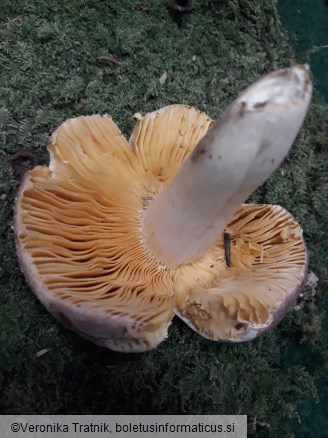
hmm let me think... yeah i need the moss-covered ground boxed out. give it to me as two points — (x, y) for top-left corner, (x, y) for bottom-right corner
(0, 1), (327, 436)
(278, 2), (328, 436)
(278, 0), (328, 102)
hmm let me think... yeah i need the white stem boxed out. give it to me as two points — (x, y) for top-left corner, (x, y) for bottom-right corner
(142, 65), (312, 267)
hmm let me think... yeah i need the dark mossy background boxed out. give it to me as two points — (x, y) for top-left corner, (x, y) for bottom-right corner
(278, 0), (328, 102)
(278, 1), (328, 436)
(0, 1), (327, 437)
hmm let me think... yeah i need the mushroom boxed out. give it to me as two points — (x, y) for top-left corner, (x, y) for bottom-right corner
(14, 65), (312, 352)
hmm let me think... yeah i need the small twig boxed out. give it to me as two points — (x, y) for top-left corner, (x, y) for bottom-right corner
(92, 55), (121, 66)
(223, 230), (231, 267)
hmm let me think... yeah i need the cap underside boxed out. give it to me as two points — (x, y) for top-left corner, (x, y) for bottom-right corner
(14, 105), (307, 351)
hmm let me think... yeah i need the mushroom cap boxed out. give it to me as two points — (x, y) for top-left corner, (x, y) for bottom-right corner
(14, 106), (213, 352)
(15, 104), (307, 351)
(175, 203), (308, 342)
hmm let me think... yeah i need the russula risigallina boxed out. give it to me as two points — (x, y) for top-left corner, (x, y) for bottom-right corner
(15, 65), (312, 351)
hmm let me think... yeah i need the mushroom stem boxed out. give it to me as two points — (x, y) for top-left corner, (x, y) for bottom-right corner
(142, 65), (312, 267)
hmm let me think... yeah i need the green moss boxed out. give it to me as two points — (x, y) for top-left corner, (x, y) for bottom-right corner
(0, 1), (327, 436)
(278, 0), (328, 102)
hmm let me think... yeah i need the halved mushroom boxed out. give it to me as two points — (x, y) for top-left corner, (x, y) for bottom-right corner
(15, 65), (312, 351)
